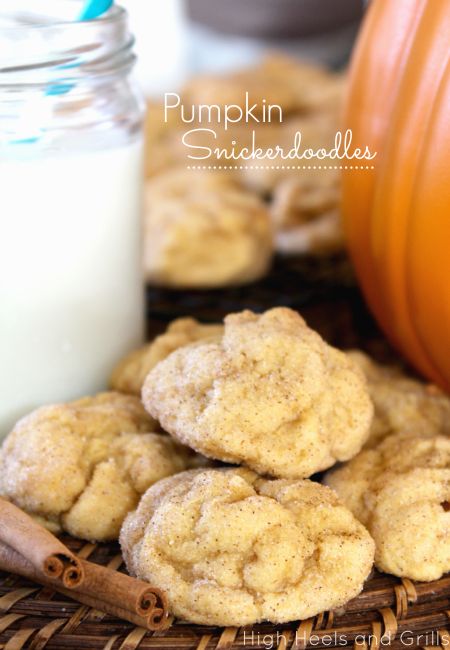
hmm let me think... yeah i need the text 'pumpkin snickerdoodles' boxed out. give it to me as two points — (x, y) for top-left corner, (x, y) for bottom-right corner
(142, 307), (373, 478)
(120, 467), (375, 626)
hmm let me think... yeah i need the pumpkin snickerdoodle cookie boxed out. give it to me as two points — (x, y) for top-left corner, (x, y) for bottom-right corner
(111, 318), (223, 397)
(325, 433), (450, 581)
(143, 169), (273, 289)
(348, 350), (450, 448)
(0, 392), (197, 542)
(120, 467), (375, 626)
(143, 307), (373, 478)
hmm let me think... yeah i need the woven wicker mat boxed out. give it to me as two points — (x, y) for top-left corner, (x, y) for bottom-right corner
(2, 260), (448, 649)
(0, 537), (449, 650)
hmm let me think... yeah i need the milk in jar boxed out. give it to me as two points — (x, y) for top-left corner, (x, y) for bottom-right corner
(0, 6), (145, 437)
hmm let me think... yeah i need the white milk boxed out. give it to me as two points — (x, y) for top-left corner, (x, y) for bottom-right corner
(0, 139), (144, 438)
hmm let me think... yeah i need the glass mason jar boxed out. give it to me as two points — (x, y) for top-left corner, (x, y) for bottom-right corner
(0, 7), (145, 438)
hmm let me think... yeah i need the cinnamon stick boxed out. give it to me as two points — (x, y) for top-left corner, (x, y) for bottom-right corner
(0, 497), (83, 588)
(78, 557), (167, 620)
(0, 542), (168, 631)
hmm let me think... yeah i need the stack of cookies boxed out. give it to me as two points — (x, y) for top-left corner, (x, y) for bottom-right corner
(144, 55), (347, 289)
(327, 351), (450, 583)
(1, 307), (449, 626)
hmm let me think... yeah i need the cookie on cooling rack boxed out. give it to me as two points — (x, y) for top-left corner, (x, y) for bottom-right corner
(120, 467), (375, 626)
(325, 433), (450, 581)
(143, 169), (274, 289)
(348, 350), (450, 448)
(142, 307), (373, 479)
(111, 318), (223, 397)
(0, 392), (198, 542)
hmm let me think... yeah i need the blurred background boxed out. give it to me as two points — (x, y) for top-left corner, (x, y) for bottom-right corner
(121, 0), (365, 96)
(134, 0), (387, 359)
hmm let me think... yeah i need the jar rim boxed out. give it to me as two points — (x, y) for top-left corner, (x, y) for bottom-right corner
(0, 5), (135, 85)
(0, 5), (127, 32)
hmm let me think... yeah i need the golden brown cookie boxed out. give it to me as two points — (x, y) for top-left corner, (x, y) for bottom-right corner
(348, 350), (450, 447)
(325, 433), (450, 581)
(143, 170), (273, 288)
(111, 318), (223, 396)
(143, 308), (373, 478)
(240, 115), (344, 254)
(274, 211), (344, 255)
(271, 175), (340, 229)
(270, 171), (343, 254)
(0, 392), (196, 542)
(120, 467), (375, 626)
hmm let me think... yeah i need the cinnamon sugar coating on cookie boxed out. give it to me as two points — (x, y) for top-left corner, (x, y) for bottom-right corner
(348, 350), (450, 447)
(111, 318), (223, 396)
(326, 433), (450, 581)
(0, 392), (196, 542)
(143, 308), (373, 478)
(120, 467), (374, 626)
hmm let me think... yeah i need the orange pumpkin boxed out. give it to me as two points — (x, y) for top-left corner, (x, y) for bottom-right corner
(342, 0), (450, 392)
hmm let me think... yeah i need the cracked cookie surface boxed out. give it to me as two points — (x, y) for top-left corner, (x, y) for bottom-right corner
(348, 350), (450, 448)
(143, 308), (373, 478)
(325, 433), (450, 581)
(111, 318), (223, 397)
(0, 392), (196, 541)
(120, 467), (375, 626)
